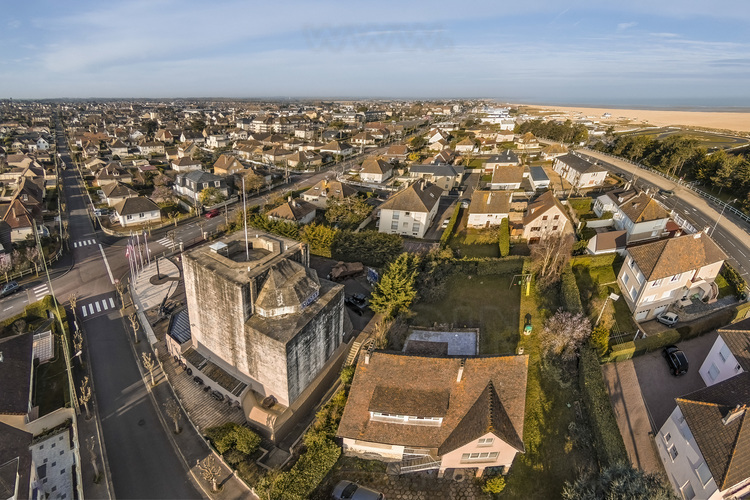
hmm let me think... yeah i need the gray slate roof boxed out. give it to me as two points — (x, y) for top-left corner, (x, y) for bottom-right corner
(556, 153), (607, 174)
(114, 196), (160, 216)
(379, 181), (442, 214)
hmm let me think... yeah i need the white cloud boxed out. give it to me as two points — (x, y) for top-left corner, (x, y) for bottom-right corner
(617, 22), (638, 31)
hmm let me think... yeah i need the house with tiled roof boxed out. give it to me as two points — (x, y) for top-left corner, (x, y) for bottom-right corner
(320, 140), (354, 158)
(698, 317), (750, 387)
(385, 144), (409, 162)
(409, 164), (464, 193)
(0, 422), (33, 500)
(286, 150), (323, 169)
(377, 181), (442, 238)
(266, 198), (317, 225)
(171, 156), (202, 173)
(101, 181), (138, 207)
(515, 132), (539, 150)
(301, 180), (358, 207)
(521, 191), (573, 243)
(109, 139), (129, 157)
(484, 150), (519, 173)
(174, 170), (230, 205)
(617, 231), (727, 322)
(455, 137), (476, 153)
(95, 163), (132, 186)
(488, 165), (524, 190)
(655, 371), (750, 500)
(336, 351), (528, 478)
(212, 154), (244, 176)
(467, 191), (513, 229)
(541, 143), (568, 160)
(0, 196), (44, 242)
(360, 158), (394, 183)
(113, 196), (161, 227)
(552, 153), (607, 190)
(595, 190), (671, 243)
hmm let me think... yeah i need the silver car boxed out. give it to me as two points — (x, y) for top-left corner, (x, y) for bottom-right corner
(656, 312), (679, 327)
(331, 481), (385, 500)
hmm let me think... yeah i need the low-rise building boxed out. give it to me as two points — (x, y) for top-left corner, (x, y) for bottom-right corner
(377, 181), (442, 238)
(101, 181), (138, 207)
(467, 190), (513, 229)
(266, 198), (317, 225)
(212, 154), (244, 176)
(521, 191), (573, 243)
(552, 153), (607, 190)
(113, 197), (161, 227)
(360, 158), (394, 184)
(408, 164), (464, 193)
(171, 157), (202, 173)
(301, 180), (358, 207)
(174, 170), (230, 204)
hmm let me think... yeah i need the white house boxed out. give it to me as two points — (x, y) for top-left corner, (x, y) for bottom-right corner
(487, 165), (524, 190)
(617, 232), (726, 322)
(698, 318), (750, 387)
(552, 153), (608, 190)
(360, 158), (394, 184)
(467, 191), (513, 229)
(171, 157), (202, 172)
(484, 150), (520, 174)
(595, 190), (670, 243)
(113, 197), (161, 227)
(377, 181), (442, 239)
(266, 198), (317, 225)
(655, 372), (750, 500)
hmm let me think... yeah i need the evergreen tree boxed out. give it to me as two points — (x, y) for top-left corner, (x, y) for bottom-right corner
(370, 253), (420, 318)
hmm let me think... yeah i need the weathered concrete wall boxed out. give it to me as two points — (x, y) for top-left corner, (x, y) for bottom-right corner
(285, 286), (345, 404)
(246, 325), (289, 405)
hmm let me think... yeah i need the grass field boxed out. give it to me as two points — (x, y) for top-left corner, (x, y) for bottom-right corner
(412, 273), (521, 355)
(621, 127), (749, 149)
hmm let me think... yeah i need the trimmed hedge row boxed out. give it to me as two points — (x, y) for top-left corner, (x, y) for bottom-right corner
(439, 207), (461, 249)
(560, 266), (583, 313)
(570, 253), (618, 269)
(579, 345), (629, 467)
(498, 218), (510, 257)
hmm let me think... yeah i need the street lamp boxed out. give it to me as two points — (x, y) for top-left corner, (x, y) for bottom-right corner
(711, 199), (738, 237)
(596, 292), (620, 326)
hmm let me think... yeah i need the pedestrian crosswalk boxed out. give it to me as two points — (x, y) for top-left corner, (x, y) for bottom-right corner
(73, 239), (97, 248)
(33, 283), (50, 301)
(79, 294), (118, 319)
(155, 237), (178, 249)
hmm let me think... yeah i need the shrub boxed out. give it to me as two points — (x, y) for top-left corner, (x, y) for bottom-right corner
(722, 263), (748, 299)
(591, 324), (610, 357)
(567, 197), (592, 215)
(560, 267), (583, 313)
(205, 422), (261, 456)
(340, 365), (356, 386)
(498, 218), (510, 257)
(483, 475), (506, 494)
(439, 207), (461, 249)
(331, 230), (403, 268)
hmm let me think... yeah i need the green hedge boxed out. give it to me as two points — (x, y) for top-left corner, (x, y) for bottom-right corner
(498, 218), (510, 257)
(579, 345), (629, 467)
(721, 263), (749, 299)
(560, 266), (583, 313)
(205, 422), (261, 456)
(439, 207), (461, 249)
(607, 329), (680, 362)
(567, 197), (592, 215)
(570, 253), (618, 269)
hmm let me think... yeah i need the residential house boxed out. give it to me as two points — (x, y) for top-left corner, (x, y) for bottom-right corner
(35, 137), (49, 151)
(541, 143), (568, 160)
(377, 181), (442, 238)
(212, 154), (244, 176)
(320, 140), (354, 158)
(178, 141), (200, 158)
(528, 166), (550, 191)
(0, 422), (33, 500)
(594, 191), (670, 243)
(429, 138), (449, 152)
(616, 231), (726, 322)
(408, 164), (464, 193)
(101, 181), (138, 207)
(83, 157), (107, 173)
(267, 198), (317, 225)
(113, 197), (161, 227)
(515, 132), (539, 150)
(351, 132), (377, 147)
(552, 153), (608, 190)
(433, 149), (457, 165)
(521, 191), (573, 243)
(0, 195), (43, 242)
(154, 129), (175, 143)
(171, 157), (202, 173)
(337, 351), (528, 478)
(455, 137), (476, 153)
(137, 140), (165, 155)
(655, 372), (750, 500)
(95, 164), (132, 186)
(174, 170), (230, 204)
(487, 165), (524, 190)
(301, 180), (358, 207)
(467, 191), (513, 229)
(180, 131), (205, 145)
(360, 158), (394, 183)
(698, 318), (750, 387)
(263, 147), (293, 165)
(586, 230), (628, 256)
(484, 150), (520, 174)
(286, 150), (323, 169)
(427, 128), (449, 144)
(109, 139), (129, 157)
(206, 133), (230, 149)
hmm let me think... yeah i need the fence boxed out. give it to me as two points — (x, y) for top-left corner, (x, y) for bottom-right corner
(1, 245), (64, 284)
(580, 148), (750, 226)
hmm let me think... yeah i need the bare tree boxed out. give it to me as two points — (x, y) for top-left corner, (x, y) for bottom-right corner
(167, 230), (177, 250)
(115, 281), (126, 310)
(164, 398), (182, 434)
(197, 456), (221, 493)
(197, 219), (208, 239)
(540, 309), (592, 362)
(86, 437), (100, 481)
(79, 376), (92, 419)
(142, 352), (156, 386)
(73, 331), (84, 365)
(129, 313), (140, 344)
(530, 232), (574, 287)
(69, 293), (78, 318)
(25, 246), (41, 276)
(167, 211), (179, 227)
(0, 257), (12, 282)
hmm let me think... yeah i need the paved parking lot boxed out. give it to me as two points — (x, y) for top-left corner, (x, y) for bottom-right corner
(632, 331), (717, 429)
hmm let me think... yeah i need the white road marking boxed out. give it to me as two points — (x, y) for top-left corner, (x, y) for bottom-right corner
(82, 307), (88, 317)
(109, 298), (115, 308)
(95, 301), (101, 312)
(3, 306), (13, 311)
(98, 244), (115, 285)
(88, 304), (94, 315)
(34, 284), (48, 292)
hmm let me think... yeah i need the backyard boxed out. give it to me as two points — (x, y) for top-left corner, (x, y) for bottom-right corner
(448, 210), (501, 259)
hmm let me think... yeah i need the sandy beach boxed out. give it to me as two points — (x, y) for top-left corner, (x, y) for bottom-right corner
(521, 104), (750, 134)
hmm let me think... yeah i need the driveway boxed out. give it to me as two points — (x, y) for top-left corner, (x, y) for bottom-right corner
(632, 331), (717, 430)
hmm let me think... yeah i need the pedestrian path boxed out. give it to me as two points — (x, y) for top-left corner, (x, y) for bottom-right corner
(73, 238), (97, 248)
(155, 236), (178, 249)
(79, 293), (118, 319)
(32, 283), (50, 301)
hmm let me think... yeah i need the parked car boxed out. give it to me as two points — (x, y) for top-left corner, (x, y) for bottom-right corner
(656, 312), (679, 327)
(345, 293), (368, 311)
(441, 218), (451, 229)
(658, 188), (675, 197)
(331, 481), (385, 500)
(662, 345), (689, 376)
(0, 281), (22, 298)
(94, 208), (109, 217)
(204, 209), (221, 218)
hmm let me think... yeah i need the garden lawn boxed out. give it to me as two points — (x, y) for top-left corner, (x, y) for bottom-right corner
(411, 273), (520, 355)
(450, 228), (500, 259)
(503, 263), (598, 498)
(34, 339), (70, 415)
(572, 257), (639, 334)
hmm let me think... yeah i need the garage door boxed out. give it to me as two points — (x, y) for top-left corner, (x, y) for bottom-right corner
(635, 309), (650, 321)
(653, 305), (668, 316)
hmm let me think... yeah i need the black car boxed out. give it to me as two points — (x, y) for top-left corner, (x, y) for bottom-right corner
(344, 293), (369, 314)
(662, 345), (689, 376)
(0, 281), (21, 298)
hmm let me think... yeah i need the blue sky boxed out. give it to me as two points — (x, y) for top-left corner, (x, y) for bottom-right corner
(2, 0), (749, 105)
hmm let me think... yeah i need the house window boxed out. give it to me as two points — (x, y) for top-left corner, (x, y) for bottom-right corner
(477, 437), (494, 447)
(680, 481), (695, 500)
(671, 273), (681, 282)
(531, 227), (541, 232)
(553, 215), (560, 220)
(628, 257), (635, 269)
(668, 445), (678, 461)
(461, 452), (499, 463)
(651, 279), (662, 288)
(707, 363), (719, 381)
(552, 226), (558, 231)
(719, 344), (731, 363)
(623, 274), (629, 285)
(127, 215), (133, 220)
(214, 181), (220, 187)
(139, 213), (145, 218)
(542, 216), (548, 220)
(663, 432), (671, 442)
(393, 213), (399, 220)
(412, 223), (420, 233)
(405, 212), (411, 216)
(391, 221), (398, 230)
(696, 462), (712, 486)
(630, 287), (637, 301)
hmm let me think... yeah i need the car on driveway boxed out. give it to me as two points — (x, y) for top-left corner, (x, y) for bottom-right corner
(344, 293), (368, 315)
(662, 345), (689, 376)
(204, 209), (221, 218)
(441, 218), (451, 229)
(656, 312), (679, 327)
(0, 281), (21, 298)
(331, 481), (385, 500)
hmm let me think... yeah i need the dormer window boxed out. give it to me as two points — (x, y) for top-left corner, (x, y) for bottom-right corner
(369, 412), (443, 426)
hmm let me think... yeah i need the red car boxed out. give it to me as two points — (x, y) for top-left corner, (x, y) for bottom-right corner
(204, 209), (220, 218)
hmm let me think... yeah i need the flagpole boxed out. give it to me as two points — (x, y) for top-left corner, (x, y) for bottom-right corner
(136, 233), (143, 272)
(242, 176), (249, 261)
(143, 230), (151, 266)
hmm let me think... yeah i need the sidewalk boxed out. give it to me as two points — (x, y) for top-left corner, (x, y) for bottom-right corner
(128, 259), (257, 500)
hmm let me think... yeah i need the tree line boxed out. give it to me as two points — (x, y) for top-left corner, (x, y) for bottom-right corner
(515, 119), (589, 144)
(593, 134), (750, 210)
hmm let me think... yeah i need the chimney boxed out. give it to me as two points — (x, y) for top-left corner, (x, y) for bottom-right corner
(457, 358), (466, 382)
(723, 405), (746, 426)
(287, 196), (292, 203)
(695, 231), (703, 239)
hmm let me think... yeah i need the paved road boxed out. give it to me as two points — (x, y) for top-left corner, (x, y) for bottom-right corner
(52, 117), (202, 499)
(578, 150), (750, 280)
